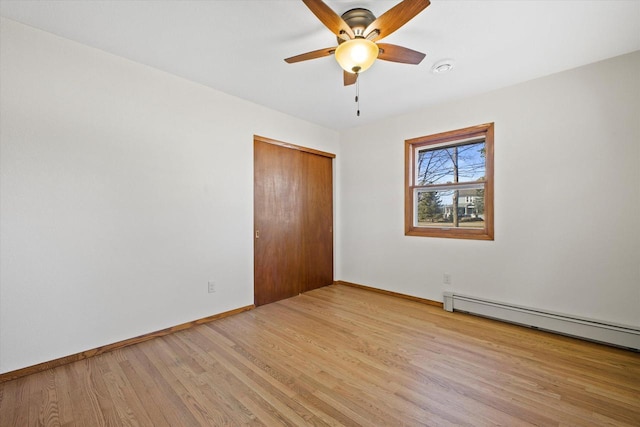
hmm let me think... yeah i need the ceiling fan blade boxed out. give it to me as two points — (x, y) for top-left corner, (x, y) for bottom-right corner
(285, 47), (336, 64)
(343, 71), (358, 86)
(377, 43), (426, 64)
(302, 0), (355, 39)
(364, 0), (430, 42)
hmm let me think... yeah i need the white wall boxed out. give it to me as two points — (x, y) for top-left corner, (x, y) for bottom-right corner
(337, 51), (640, 327)
(0, 18), (339, 373)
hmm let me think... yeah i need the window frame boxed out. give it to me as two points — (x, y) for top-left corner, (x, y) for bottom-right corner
(404, 123), (494, 240)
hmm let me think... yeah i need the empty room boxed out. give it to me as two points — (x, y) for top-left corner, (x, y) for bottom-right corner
(1, 0), (639, 425)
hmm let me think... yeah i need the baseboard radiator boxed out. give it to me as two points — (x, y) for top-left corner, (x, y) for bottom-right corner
(443, 292), (640, 351)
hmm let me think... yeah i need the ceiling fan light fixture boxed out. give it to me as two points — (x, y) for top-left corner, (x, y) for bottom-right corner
(334, 38), (379, 74)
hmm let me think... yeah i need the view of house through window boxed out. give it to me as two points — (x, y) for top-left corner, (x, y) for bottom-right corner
(405, 123), (494, 240)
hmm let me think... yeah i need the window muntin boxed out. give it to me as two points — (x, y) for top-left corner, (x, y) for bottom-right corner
(405, 123), (494, 240)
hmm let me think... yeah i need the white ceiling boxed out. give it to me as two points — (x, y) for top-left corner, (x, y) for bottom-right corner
(1, 1), (639, 130)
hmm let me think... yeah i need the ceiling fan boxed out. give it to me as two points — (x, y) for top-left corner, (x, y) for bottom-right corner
(285, 0), (431, 86)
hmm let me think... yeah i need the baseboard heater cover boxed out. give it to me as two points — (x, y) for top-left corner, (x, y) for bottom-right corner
(443, 292), (640, 350)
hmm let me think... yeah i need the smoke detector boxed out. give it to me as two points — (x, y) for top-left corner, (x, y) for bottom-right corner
(432, 59), (455, 74)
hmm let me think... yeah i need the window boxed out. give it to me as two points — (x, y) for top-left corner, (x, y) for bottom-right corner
(405, 123), (494, 240)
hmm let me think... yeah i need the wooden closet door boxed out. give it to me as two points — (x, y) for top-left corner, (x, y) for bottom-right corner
(254, 140), (303, 306)
(254, 136), (334, 306)
(300, 153), (333, 293)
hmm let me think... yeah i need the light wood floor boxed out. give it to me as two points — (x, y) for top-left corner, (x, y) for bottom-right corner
(1, 284), (639, 426)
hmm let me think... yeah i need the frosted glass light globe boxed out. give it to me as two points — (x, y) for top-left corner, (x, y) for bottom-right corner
(334, 38), (379, 74)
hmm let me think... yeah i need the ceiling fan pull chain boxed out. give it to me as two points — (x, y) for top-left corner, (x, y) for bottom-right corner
(356, 75), (360, 117)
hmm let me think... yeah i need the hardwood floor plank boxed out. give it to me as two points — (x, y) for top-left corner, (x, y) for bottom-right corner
(100, 352), (155, 426)
(63, 361), (104, 426)
(1, 284), (639, 426)
(0, 374), (29, 426)
(127, 344), (202, 426)
(116, 358), (172, 427)
(52, 363), (81, 427)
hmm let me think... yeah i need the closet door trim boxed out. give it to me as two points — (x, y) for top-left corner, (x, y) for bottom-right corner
(254, 135), (336, 159)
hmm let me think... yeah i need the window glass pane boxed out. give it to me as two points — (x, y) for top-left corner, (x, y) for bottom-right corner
(415, 188), (485, 228)
(416, 141), (486, 185)
(405, 122), (493, 240)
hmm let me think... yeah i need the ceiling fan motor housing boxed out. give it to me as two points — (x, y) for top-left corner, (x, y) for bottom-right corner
(337, 8), (376, 43)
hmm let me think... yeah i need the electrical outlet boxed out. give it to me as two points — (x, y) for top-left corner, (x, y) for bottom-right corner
(443, 273), (451, 285)
(208, 281), (216, 293)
